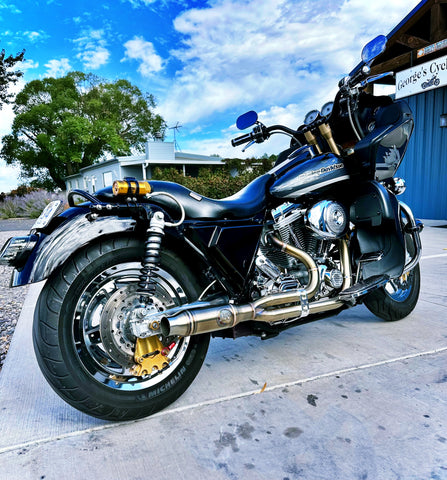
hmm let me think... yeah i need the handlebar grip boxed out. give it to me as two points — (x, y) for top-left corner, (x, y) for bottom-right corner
(231, 132), (254, 147)
(348, 65), (371, 88)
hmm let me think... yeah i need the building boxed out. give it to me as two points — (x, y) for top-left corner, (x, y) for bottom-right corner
(65, 140), (224, 193)
(368, 0), (447, 219)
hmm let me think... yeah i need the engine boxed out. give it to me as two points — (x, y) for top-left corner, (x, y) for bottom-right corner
(256, 200), (348, 300)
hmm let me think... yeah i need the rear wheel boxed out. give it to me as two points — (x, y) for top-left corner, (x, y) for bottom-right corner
(33, 237), (210, 421)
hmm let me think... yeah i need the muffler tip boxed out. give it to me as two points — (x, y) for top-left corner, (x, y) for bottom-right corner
(160, 317), (170, 337)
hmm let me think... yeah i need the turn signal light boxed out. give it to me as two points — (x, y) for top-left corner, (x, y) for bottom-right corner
(113, 179), (151, 196)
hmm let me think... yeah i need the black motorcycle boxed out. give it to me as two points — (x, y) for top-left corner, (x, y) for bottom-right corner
(0, 35), (423, 421)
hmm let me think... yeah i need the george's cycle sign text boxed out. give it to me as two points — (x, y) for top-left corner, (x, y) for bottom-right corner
(395, 54), (447, 99)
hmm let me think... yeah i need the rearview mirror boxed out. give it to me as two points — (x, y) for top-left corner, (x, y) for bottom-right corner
(361, 35), (387, 64)
(236, 110), (258, 130)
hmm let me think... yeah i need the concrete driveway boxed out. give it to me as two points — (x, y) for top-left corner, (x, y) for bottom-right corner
(0, 224), (446, 480)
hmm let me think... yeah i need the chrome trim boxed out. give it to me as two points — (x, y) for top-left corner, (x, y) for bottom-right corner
(399, 201), (423, 275)
(156, 239), (352, 338)
(305, 200), (348, 239)
(288, 175), (351, 196)
(0, 235), (38, 266)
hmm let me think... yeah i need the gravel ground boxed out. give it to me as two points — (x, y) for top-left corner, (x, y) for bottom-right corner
(0, 224), (33, 372)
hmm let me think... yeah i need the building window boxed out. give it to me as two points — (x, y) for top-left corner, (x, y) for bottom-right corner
(103, 171), (113, 187)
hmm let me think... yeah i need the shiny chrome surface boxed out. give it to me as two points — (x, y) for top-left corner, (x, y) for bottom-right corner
(74, 260), (191, 390)
(28, 214), (137, 284)
(0, 235), (38, 265)
(305, 200), (348, 239)
(159, 240), (352, 338)
(399, 201), (423, 275)
(393, 177), (407, 195)
(268, 234), (320, 299)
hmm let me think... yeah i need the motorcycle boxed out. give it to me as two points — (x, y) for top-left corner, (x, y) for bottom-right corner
(0, 35), (423, 421)
(421, 74), (440, 89)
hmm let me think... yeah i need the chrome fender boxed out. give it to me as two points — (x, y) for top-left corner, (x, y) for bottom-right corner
(12, 214), (137, 286)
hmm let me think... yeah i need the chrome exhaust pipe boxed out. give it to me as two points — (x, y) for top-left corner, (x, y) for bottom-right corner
(160, 239), (351, 337)
(160, 292), (344, 337)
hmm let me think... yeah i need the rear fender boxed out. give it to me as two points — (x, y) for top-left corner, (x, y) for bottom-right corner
(12, 213), (138, 286)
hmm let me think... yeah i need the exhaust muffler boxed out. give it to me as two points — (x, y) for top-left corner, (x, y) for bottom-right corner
(160, 290), (344, 337)
(160, 239), (351, 338)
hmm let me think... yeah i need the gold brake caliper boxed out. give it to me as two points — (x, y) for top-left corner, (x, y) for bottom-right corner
(131, 336), (170, 377)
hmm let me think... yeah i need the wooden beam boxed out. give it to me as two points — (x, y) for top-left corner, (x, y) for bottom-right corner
(370, 51), (412, 76)
(397, 34), (430, 49)
(430, 3), (447, 41)
(386, 1), (433, 48)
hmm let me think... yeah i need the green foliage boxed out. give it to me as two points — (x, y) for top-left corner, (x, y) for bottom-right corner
(0, 48), (24, 108)
(0, 190), (66, 219)
(0, 198), (22, 218)
(151, 155), (276, 199)
(1, 71), (165, 189)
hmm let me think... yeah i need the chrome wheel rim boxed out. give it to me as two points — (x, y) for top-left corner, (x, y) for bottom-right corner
(384, 270), (413, 302)
(72, 261), (190, 391)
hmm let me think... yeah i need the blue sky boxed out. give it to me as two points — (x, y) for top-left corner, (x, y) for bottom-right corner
(0, 0), (420, 192)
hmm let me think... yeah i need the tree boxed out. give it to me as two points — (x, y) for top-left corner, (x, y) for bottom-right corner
(151, 155), (276, 199)
(0, 48), (25, 108)
(1, 72), (165, 189)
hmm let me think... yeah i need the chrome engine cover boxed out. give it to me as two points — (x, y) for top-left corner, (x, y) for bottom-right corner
(305, 200), (348, 239)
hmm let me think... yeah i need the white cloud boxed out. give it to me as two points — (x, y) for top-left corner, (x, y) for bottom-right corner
(23, 30), (49, 43)
(0, 161), (21, 193)
(159, 0), (420, 127)
(0, 79), (25, 193)
(0, 3), (21, 14)
(125, 0), (157, 6)
(122, 36), (164, 75)
(45, 58), (72, 78)
(20, 59), (39, 72)
(78, 46), (110, 70)
(182, 103), (315, 159)
(74, 29), (110, 70)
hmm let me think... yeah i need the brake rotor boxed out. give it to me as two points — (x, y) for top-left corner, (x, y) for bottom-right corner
(100, 284), (172, 376)
(100, 285), (142, 368)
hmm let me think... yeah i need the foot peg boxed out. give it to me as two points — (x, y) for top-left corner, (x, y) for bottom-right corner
(339, 274), (389, 302)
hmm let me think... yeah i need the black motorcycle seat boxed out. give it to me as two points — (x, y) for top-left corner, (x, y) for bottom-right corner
(148, 174), (272, 220)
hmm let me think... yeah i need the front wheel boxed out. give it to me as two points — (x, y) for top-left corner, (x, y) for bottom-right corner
(364, 263), (420, 321)
(33, 237), (210, 421)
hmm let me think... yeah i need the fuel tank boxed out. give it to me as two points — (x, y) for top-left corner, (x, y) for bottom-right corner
(269, 150), (350, 199)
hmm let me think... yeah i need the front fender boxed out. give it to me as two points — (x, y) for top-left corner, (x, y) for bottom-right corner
(12, 213), (138, 286)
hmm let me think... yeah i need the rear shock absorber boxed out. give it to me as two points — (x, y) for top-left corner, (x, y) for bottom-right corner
(138, 210), (165, 295)
(138, 192), (186, 297)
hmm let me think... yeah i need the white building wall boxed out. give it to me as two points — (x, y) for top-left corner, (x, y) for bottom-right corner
(65, 141), (223, 193)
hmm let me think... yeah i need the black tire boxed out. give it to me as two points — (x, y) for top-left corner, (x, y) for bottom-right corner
(33, 236), (210, 421)
(364, 214), (421, 322)
(364, 263), (420, 321)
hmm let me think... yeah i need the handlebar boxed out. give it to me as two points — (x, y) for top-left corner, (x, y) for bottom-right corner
(341, 65), (371, 90)
(231, 131), (256, 147)
(231, 123), (306, 148)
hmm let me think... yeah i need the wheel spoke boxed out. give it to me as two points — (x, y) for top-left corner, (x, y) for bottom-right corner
(73, 261), (191, 391)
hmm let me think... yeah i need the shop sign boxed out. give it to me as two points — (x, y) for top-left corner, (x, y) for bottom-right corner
(417, 39), (447, 58)
(395, 54), (447, 99)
